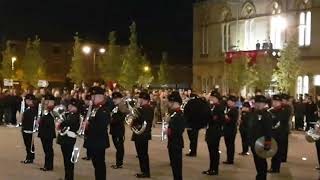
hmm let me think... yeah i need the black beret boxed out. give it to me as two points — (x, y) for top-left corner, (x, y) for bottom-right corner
(112, 92), (123, 99)
(210, 91), (221, 99)
(272, 94), (282, 101)
(69, 98), (80, 109)
(243, 102), (251, 108)
(281, 93), (290, 100)
(90, 86), (105, 95)
(255, 95), (267, 103)
(25, 94), (36, 100)
(139, 91), (150, 100)
(228, 95), (237, 102)
(44, 94), (55, 101)
(168, 91), (182, 104)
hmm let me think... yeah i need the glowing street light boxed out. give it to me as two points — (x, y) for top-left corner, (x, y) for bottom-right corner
(82, 46), (92, 54)
(144, 65), (150, 72)
(99, 48), (106, 54)
(11, 56), (17, 71)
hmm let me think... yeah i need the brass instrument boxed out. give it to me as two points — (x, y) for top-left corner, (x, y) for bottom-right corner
(16, 97), (25, 127)
(52, 105), (69, 136)
(118, 97), (147, 135)
(30, 101), (43, 154)
(305, 121), (320, 143)
(71, 100), (93, 163)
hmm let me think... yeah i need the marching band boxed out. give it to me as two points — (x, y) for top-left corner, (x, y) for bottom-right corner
(5, 85), (319, 180)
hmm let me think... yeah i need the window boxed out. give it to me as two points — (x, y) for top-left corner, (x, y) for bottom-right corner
(297, 75), (309, 95)
(201, 26), (209, 55)
(270, 15), (286, 49)
(244, 19), (255, 50)
(314, 75), (320, 86)
(299, 11), (311, 47)
(222, 23), (229, 52)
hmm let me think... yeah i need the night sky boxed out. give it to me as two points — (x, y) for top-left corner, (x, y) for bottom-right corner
(0, 0), (195, 65)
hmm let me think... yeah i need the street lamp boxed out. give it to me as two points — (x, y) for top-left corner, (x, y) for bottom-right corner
(143, 65), (150, 72)
(11, 56), (17, 71)
(82, 45), (106, 74)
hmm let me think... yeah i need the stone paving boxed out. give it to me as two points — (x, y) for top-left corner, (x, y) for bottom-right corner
(0, 126), (319, 180)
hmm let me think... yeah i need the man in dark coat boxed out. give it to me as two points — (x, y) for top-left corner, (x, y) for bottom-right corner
(293, 97), (305, 131)
(167, 91), (186, 180)
(86, 86), (111, 180)
(239, 102), (251, 156)
(38, 94), (56, 171)
(132, 91), (154, 178)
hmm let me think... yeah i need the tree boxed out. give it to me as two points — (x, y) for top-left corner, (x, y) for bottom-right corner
(157, 52), (170, 84)
(0, 41), (16, 79)
(98, 31), (121, 82)
(119, 22), (142, 89)
(21, 36), (46, 88)
(273, 38), (301, 94)
(67, 33), (88, 85)
(137, 55), (154, 88)
(225, 57), (252, 94)
(249, 56), (276, 92)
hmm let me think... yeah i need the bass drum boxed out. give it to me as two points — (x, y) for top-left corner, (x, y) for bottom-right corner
(183, 97), (211, 130)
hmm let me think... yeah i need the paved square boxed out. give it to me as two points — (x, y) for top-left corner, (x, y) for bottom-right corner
(0, 126), (319, 180)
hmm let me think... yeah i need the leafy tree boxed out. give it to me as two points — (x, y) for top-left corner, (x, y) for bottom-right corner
(98, 31), (121, 82)
(157, 52), (170, 84)
(0, 41), (16, 79)
(21, 36), (46, 88)
(137, 55), (154, 88)
(273, 38), (301, 94)
(67, 33), (88, 85)
(225, 57), (252, 95)
(249, 56), (276, 92)
(119, 22), (141, 89)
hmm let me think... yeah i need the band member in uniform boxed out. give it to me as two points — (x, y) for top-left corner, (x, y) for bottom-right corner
(20, 94), (37, 164)
(86, 86), (110, 180)
(166, 91), (185, 180)
(280, 94), (291, 163)
(248, 95), (272, 180)
(186, 94), (199, 157)
(82, 94), (92, 161)
(202, 91), (224, 176)
(56, 98), (81, 180)
(268, 94), (283, 173)
(110, 92), (126, 169)
(223, 95), (239, 164)
(38, 94), (56, 171)
(239, 102), (251, 156)
(132, 91), (154, 178)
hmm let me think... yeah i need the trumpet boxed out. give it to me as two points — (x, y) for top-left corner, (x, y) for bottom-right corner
(71, 100), (93, 163)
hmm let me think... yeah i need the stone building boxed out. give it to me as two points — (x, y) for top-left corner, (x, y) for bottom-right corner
(193, 0), (320, 96)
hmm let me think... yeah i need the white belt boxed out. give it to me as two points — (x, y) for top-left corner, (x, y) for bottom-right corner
(66, 131), (77, 138)
(23, 130), (33, 134)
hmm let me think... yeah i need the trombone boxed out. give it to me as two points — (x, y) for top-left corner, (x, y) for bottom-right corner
(71, 100), (93, 163)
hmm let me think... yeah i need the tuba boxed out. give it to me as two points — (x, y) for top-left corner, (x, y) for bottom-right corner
(117, 97), (147, 135)
(305, 121), (320, 143)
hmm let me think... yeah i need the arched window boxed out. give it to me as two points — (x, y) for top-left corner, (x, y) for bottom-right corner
(297, 76), (303, 95)
(298, 0), (312, 47)
(303, 75), (309, 94)
(241, 1), (256, 18)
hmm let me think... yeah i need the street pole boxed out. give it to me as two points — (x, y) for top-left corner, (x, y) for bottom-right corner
(93, 51), (96, 77)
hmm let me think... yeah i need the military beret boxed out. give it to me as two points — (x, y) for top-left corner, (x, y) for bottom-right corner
(44, 94), (55, 101)
(25, 94), (36, 100)
(112, 92), (123, 99)
(210, 91), (221, 99)
(272, 94), (282, 101)
(281, 93), (290, 100)
(168, 91), (182, 104)
(255, 95), (267, 103)
(90, 86), (105, 95)
(228, 95), (238, 102)
(242, 102), (251, 108)
(139, 91), (150, 100)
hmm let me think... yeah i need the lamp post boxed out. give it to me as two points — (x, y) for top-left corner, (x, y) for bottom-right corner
(11, 56), (17, 71)
(82, 45), (106, 75)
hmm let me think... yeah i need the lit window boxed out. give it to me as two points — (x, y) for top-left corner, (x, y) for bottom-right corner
(270, 15), (287, 49)
(244, 19), (255, 50)
(297, 76), (303, 95)
(314, 75), (320, 86)
(299, 11), (311, 47)
(303, 76), (309, 94)
(222, 23), (229, 52)
(201, 26), (209, 55)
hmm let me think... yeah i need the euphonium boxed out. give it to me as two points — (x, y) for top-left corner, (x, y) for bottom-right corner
(118, 97), (147, 135)
(305, 121), (320, 143)
(52, 105), (69, 136)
